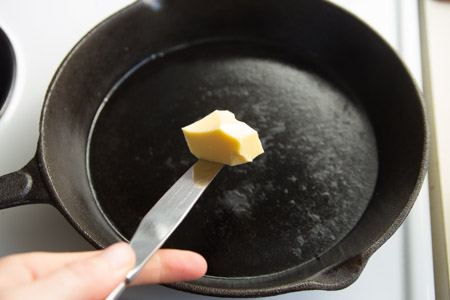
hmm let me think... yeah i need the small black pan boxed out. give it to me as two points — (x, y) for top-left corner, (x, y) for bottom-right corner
(0, 27), (15, 116)
(0, 0), (428, 297)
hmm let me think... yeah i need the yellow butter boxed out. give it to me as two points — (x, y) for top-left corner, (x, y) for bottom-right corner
(182, 110), (264, 166)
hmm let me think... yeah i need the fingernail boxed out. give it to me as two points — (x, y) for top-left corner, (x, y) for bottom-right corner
(102, 243), (133, 269)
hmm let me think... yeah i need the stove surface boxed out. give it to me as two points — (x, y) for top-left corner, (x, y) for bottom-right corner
(0, 1), (435, 299)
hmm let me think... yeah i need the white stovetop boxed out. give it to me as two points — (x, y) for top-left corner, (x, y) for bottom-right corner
(422, 0), (450, 299)
(0, 1), (435, 299)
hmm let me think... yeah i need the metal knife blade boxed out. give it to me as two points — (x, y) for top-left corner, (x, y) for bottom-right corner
(106, 159), (223, 300)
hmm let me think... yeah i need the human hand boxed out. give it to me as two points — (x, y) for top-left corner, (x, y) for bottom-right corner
(0, 242), (207, 300)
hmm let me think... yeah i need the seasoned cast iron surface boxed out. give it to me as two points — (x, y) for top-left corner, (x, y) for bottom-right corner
(88, 40), (378, 277)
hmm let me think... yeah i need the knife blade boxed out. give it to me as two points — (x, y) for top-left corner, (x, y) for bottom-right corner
(106, 159), (223, 300)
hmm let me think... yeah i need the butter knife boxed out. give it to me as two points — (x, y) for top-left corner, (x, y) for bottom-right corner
(106, 159), (223, 300)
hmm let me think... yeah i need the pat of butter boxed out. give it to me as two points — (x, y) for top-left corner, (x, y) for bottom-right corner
(182, 110), (264, 166)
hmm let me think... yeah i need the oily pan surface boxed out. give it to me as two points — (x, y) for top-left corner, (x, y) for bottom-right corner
(88, 40), (378, 277)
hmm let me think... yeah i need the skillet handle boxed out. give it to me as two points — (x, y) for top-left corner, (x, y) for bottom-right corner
(0, 157), (51, 209)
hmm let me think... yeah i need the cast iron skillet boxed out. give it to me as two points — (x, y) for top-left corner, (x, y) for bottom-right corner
(0, 0), (429, 297)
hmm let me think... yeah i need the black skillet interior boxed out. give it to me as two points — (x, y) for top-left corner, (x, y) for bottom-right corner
(88, 40), (378, 278)
(40, 0), (427, 296)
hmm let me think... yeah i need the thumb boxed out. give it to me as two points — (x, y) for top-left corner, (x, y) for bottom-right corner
(3, 243), (135, 300)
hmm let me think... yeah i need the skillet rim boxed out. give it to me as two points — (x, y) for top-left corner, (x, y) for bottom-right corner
(36, 0), (430, 296)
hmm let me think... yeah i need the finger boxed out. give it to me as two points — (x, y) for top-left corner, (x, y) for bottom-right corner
(132, 249), (207, 285)
(0, 251), (98, 290)
(0, 242), (135, 300)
